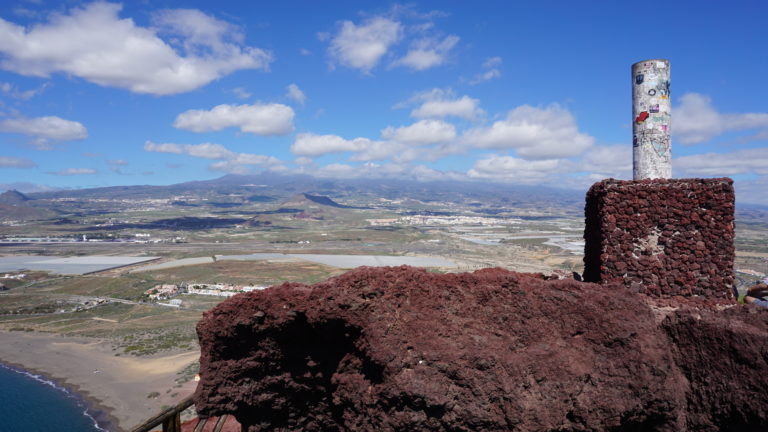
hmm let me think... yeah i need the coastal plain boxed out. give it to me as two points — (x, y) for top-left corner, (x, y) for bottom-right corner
(1, 175), (766, 430)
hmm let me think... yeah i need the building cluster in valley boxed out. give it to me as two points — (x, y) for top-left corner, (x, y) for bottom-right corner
(367, 215), (521, 227)
(0, 233), (186, 244)
(145, 282), (268, 302)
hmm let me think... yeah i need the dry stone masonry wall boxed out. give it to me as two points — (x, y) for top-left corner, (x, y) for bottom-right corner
(583, 178), (735, 300)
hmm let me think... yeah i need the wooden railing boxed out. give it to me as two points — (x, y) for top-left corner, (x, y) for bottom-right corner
(129, 394), (235, 432)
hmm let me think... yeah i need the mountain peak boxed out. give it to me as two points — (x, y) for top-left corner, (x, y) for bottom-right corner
(0, 189), (31, 205)
(284, 193), (349, 208)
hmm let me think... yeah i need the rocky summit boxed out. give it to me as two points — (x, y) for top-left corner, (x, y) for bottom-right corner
(194, 266), (768, 431)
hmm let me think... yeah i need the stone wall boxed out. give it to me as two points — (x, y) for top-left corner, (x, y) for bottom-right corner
(583, 178), (735, 300)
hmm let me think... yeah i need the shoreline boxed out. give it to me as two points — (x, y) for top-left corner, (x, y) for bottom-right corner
(0, 331), (200, 431)
(0, 359), (117, 431)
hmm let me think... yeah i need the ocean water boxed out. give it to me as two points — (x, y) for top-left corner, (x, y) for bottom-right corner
(0, 363), (106, 432)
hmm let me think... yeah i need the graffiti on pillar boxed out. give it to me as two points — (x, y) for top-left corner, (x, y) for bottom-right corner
(637, 129), (670, 159)
(632, 59), (671, 180)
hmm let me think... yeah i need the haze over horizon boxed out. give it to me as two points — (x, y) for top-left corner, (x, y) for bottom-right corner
(1, 1), (766, 203)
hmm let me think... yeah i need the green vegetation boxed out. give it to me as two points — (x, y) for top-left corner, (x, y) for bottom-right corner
(135, 260), (342, 287)
(175, 361), (199, 386)
(121, 329), (196, 356)
(31, 275), (154, 300)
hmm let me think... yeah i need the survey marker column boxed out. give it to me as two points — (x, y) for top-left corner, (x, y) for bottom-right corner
(632, 59), (671, 180)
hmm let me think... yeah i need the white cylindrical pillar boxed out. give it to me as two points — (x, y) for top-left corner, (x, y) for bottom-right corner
(632, 59), (671, 180)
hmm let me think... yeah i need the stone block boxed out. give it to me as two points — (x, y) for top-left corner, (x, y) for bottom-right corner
(583, 178), (735, 300)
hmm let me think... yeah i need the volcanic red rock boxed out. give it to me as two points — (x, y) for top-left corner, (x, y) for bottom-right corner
(583, 178), (735, 300)
(662, 307), (768, 431)
(193, 266), (768, 431)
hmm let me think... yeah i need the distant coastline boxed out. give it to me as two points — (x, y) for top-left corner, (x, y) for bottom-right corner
(0, 331), (198, 431)
(0, 359), (115, 431)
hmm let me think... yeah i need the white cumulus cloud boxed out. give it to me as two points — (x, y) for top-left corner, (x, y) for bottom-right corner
(328, 17), (402, 72)
(231, 87), (252, 99)
(143, 141), (183, 154)
(0, 81), (47, 100)
(461, 104), (594, 159)
(470, 69), (501, 85)
(0, 2), (271, 95)
(404, 88), (483, 120)
(576, 145), (632, 179)
(291, 133), (375, 157)
(393, 35), (458, 71)
(675, 147), (768, 176)
(734, 175), (768, 205)
(0, 115), (87, 149)
(174, 103), (294, 135)
(209, 152), (282, 174)
(290, 131), (425, 162)
(675, 93), (768, 144)
(144, 140), (280, 174)
(314, 162), (360, 178)
(381, 119), (456, 145)
(286, 84), (306, 106)
(312, 161), (453, 181)
(467, 155), (564, 183)
(184, 143), (234, 159)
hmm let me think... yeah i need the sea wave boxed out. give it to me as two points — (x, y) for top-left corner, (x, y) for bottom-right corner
(0, 362), (109, 431)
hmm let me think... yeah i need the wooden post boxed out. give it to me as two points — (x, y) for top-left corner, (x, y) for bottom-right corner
(129, 394), (194, 432)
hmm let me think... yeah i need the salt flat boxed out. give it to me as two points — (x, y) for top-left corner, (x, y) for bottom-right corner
(0, 255), (159, 275)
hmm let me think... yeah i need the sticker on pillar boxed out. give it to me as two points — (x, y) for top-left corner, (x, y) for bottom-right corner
(649, 104), (660, 113)
(636, 111), (650, 124)
(648, 89), (656, 96)
(661, 125), (668, 132)
(633, 135), (639, 147)
(657, 61), (667, 68)
(635, 74), (644, 85)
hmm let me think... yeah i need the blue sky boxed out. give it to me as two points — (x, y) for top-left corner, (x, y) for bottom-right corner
(0, 1), (767, 203)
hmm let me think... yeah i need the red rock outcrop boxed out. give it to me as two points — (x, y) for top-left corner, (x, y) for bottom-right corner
(583, 178), (735, 300)
(194, 266), (768, 431)
(661, 307), (768, 431)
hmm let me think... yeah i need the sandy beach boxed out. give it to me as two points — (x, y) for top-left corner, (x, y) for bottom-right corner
(0, 331), (199, 431)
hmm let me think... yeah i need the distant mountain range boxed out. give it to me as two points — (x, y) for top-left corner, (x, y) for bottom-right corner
(22, 173), (583, 210)
(0, 182), (60, 194)
(2, 174), (764, 222)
